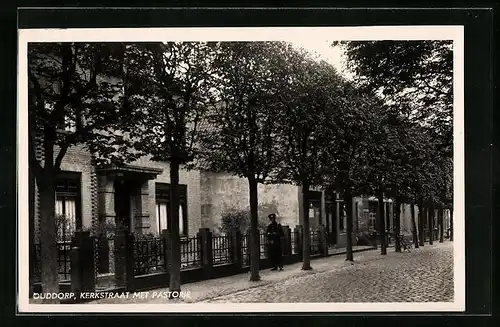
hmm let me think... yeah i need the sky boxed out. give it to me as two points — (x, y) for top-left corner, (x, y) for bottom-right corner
(288, 39), (353, 80)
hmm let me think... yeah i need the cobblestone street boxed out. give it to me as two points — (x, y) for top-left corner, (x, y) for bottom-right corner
(204, 241), (454, 303)
(91, 241), (453, 304)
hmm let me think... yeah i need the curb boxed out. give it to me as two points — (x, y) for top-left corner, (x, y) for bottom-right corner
(328, 246), (377, 257)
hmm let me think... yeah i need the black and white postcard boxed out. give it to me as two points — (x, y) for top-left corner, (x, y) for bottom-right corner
(17, 26), (465, 313)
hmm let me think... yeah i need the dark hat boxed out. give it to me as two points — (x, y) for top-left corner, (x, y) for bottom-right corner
(268, 213), (276, 219)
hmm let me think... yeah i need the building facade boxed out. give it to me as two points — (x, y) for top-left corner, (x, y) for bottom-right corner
(32, 144), (451, 247)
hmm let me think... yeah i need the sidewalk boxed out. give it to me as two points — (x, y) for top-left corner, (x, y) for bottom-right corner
(328, 245), (374, 255)
(91, 246), (384, 304)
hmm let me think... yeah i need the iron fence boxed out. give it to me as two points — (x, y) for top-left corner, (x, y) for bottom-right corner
(134, 236), (166, 276)
(212, 235), (232, 266)
(310, 230), (321, 254)
(34, 241), (72, 282)
(180, 236), (202, 269)
(241, 232), (268, 265)
(241, 233), (250, 266)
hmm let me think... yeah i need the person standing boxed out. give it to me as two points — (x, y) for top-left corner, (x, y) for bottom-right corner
(266, 213), (284, 271)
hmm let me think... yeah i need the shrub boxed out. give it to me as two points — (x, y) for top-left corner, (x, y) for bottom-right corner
(93, 221), (128, 240)
(219, 208), (268, 235)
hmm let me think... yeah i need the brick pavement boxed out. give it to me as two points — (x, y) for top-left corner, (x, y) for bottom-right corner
(90, 241), (453, 304)
(205, 241), (454, 303)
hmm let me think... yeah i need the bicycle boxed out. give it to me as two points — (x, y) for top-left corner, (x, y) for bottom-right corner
(388, 231), (413, 253)
(399, 234), (413, 252)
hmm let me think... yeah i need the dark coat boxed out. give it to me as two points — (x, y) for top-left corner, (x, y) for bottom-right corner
(266, 221), (284, 245)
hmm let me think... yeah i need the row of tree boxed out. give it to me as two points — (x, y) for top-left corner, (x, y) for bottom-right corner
(28, 40), (453, 299)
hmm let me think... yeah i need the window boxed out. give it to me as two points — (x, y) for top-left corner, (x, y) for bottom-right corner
(368, 212), (377, 230)
(55, 173), (81, 240)
(155, 183), (188, 236)
(368, 201), (378, 231)
(156, 202), (168, 233)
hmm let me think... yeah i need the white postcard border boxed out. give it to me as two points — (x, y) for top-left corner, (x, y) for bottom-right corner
(17, 25), (465, 313)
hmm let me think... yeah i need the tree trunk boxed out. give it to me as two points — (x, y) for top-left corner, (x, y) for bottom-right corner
(439, 207), (444, 243)
(450, 207), (454, 241)
(248, 175), (261, 281)
(428, 205), (434, 245)
(410, 203), (419, 248)
(394, 196), (401, 252)
(37, 173), (59, 303)
(301, 182), (312, 270)
(418, 199), (425, 246)
(376, 190), (386, 255)
(385, 202), (391, 234)
(168, 159), (182, 297)
(344, 188), (354, 261)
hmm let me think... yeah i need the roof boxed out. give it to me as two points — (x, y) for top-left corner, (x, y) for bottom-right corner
(96, 164), (163, 180)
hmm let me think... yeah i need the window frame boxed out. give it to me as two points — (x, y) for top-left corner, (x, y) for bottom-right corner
(55, 171), (82, 234)
(368, 212), (377, 230)
(155, 183), (188, 236)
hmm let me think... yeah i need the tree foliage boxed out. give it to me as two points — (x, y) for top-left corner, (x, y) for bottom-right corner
(28, 42), (133, 299)
(29, 40), (456, 295)
(29, 43), (138, 170)
(194, 42), (286, 181)
(122, 41), (218, 295)
(271, 49), (347, 268)
(333, 40), (453, 157)
(124, 42), (218, 162)
(334, 40), (454, 250)
(193, 41), (290, 281)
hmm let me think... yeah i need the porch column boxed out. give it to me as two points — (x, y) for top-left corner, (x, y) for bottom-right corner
(133, 180), (151, 234)
(97, 174), (115, 226)
(97, 174), (115, 274)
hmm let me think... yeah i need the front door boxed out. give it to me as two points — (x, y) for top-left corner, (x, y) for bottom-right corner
(114, 181), (132, 231)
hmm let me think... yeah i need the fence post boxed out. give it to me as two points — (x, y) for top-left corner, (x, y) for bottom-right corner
(230, 228), (242, 267)
(294, 225), (303, 257)
(97, 234), (109, 274)
(198, 228), (213, 279)
(282, 225), (292, 256)
(318, 225), (329, 257)
(80, 231), (96, 292)
(70, 246), (82, 294)
(114, 230), (134, 290)
(71, 231), (96, 294)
